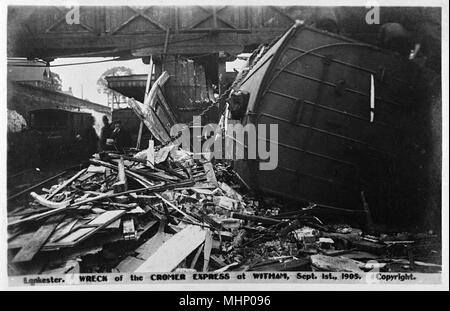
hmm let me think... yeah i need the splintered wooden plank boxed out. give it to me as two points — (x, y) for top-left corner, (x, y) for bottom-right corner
(115, 256), (145, 273)
(310, 254), (364, 272)
(13, 216), (64, 263)
(135, 232), (173, 260)
(203, 162), (218, 186)
(46, 168), (87, 200)
(87, 165), (106, 174)
(57, 227), (97, 244)
(147, 140), (155, 165)
(128, 71), (175, 143)
(8, 232), (35, 249)
(116, 231), (172, 272)
(45, 210), (126, 248)
(78, 171), (97, 182)
(113, 157), (128, 193)
(135, 225), (206, 272)
(105, 219), (121, 229)
(203, 230), (212, 272)
(48, 219), (79, 243)
(88, 210), (125, 226)
(192, 188), (215, 195)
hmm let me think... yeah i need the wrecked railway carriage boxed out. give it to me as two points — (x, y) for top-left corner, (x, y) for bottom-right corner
(227, 22), (439, 226)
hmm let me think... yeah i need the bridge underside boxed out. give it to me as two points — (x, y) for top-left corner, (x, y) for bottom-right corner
(8, 6), (440, 60)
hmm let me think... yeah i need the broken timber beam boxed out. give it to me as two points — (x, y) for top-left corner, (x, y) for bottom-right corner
(113, 157), (128, 193)
(135, 225), (207, 272)
(46, 168), (87, 200)
(231, 212), (284, 225)
(310, 254), (364, 272)
(30, 192), (71, 209)
(12, 215), (65, 263)
(203, 162), (218, 186)
(203, 229), (212, 272)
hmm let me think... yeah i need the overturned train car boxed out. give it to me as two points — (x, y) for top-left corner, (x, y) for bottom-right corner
(227, 22), (434, 222)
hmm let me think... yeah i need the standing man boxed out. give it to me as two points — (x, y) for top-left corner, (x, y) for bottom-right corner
(80, 115), (99, 158)
(99, 115), (113, 152)
(111, 120), (132, 153)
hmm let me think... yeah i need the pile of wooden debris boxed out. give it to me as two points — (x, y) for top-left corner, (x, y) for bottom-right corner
(7, 143), (441, 275)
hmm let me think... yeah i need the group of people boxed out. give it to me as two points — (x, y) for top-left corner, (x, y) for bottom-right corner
(99, 116), (132, 153)
(79, 115), (132, 158)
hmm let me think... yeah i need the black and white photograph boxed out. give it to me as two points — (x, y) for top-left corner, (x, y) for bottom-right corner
(1, 0), (448, 291)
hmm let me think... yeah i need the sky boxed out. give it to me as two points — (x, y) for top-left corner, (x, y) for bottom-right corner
(51, 56), (248, 106)
(51, 58), (150, 105)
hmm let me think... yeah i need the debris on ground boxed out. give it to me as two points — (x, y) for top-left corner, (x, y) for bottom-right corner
(7, 142), (442, 275)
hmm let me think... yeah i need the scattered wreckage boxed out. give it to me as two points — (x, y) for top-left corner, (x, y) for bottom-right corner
(7, 142), (440, 275)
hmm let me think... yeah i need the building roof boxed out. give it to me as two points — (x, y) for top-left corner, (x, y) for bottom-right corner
(105, 74), (149, 103)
